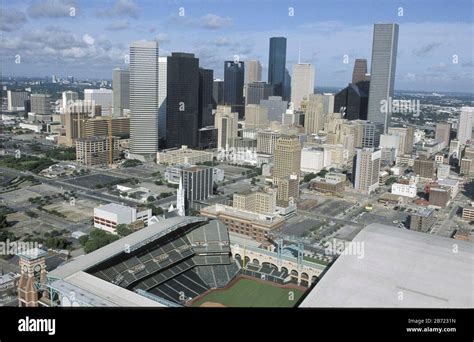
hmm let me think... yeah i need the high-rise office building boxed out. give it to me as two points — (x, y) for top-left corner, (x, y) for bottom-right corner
(30, 94), (52, 115)
(214, 105), (238, 149)
(129, 41), (159, 156)
(181, 166), (213, 207)
(268, 37), (287, 98)
(352, 59), (369, 84)
(212, 79), (224, 108)
(245, 60), (262, 84)
(198, 68), (214, 128)
(158, 57), (167, 141)
(112, 68), (130, 117)
(62, 91), (78, 113)
(244, 104), (269, 130)
(361, 121), (381, 148)
(435, 122), (452, 149)
(84, 89), (113, 116)
(7, 91), (29, 111)
(260, 96), (288, 122)
(304, 93), (334, 135)
(353, 147), (381, 194)
(257, 130), (281, 155)
(457, 107), (474, 145)
(291, 63), (315, 110)
(367, 23), (399, 133)
(334, 81), (370, 120)
(246, 82), (273, 105)
(388, 126), (414, 155)
(166, 52), (200, 148)
(273, 136), (301, 204)
(223, 61), (245, 118)
(283, 68), (291, 102)
(414, 157), (436, 180)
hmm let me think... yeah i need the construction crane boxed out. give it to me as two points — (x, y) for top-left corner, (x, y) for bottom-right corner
(108, 103), (113, 166)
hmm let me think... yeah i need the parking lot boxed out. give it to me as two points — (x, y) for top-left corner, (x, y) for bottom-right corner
(64, 173), (124, 189)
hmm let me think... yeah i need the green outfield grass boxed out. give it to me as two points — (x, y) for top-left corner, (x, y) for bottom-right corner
(192, 278), (305, 307)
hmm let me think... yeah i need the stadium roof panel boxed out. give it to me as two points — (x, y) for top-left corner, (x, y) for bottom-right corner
(300, 223), (474, 308)
(49, 216), (208, 279)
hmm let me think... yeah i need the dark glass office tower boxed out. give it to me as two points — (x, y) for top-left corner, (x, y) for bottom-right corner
(223, 61), (245, 119)
(166, 52), (199, 148)
(212, 80), (224, 108)
(199, 68), (214, 127)
(334, 81), (370, 120)
(268, 37), (287, 98)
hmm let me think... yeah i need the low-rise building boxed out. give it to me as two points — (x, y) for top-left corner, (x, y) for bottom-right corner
(409, 208), (436, 232)
(76, 136), (120, 166)
(310, 177), (344, 196)
(157, 145), (213, 165)
(200, 204), (284, 242)
(233, 188), (277, 214)
(429, 187), (450, 208)
(93, 203), (152, 234)
(391, 182), (417, 198)
(462, 202), (474, 222)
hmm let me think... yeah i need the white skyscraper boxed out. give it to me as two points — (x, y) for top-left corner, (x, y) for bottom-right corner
(84, 88), (113, 116)
(457, 107), (474, 145)
(129, 40), (159, 156)
(176, 176), (185, 217)
(158, 57), (167, 141)
(291, 63), (315, 110)
(367, 23), (399, 133)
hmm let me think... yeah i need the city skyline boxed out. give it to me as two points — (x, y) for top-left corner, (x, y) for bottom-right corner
(1, 0), (473, 93)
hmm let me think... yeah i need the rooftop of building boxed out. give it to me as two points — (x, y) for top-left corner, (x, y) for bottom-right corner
(300, 223), (474, 308)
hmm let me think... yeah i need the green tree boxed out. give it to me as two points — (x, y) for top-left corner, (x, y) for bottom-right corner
(116, 224), (133, 237)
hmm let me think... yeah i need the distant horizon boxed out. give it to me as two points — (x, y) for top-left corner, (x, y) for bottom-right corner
(2, 75), (474, 97)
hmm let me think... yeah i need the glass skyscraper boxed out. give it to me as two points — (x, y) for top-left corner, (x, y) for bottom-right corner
(268, 37), (287, 98)
(223, 61), (245, 119)
(166, 52), (200, 148)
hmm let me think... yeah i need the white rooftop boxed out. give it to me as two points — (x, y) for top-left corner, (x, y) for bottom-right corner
(300, 223), (474, 308)
(95, 203), (134, 214)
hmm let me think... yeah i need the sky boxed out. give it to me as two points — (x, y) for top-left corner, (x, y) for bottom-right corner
(1, 0), (473, 92)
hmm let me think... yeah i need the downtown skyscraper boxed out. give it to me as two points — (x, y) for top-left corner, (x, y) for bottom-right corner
(268, 37), (287, 99)
(129, 41), (159, 156)
(291, 63), (315, 110)
(166, 53), (200, 148)
(223, 60), (245, 118)
(367, 23), (399, 133)
(112, 68), (129, 117)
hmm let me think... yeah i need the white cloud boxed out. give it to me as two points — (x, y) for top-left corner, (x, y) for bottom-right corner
(0, 8), (27, 32)
(97, 0), (140, 19)
(82, 34), (95, 45)
(27, 0), (76, 18)
(199, 14), (233, 29)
